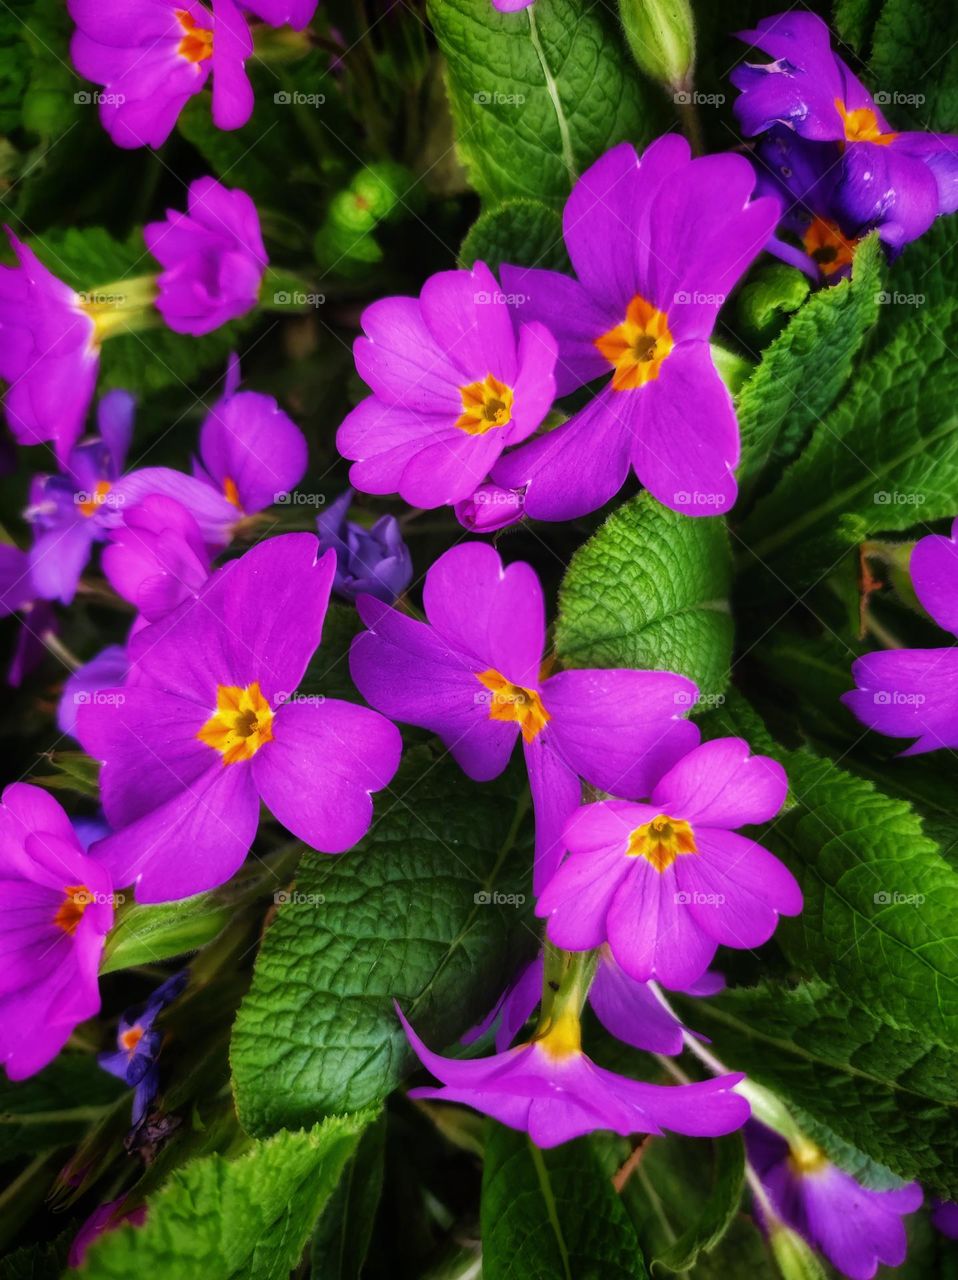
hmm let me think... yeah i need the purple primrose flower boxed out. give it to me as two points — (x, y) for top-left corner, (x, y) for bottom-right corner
(75, 534), (402, 902)
(453, 483), (525, 534)
(99, 970), (188, 1127)
(316, 490), (413, 603)
(536, 737), (801, 988)
(337, 261), (557, 509)
(68, 1198), (147, 1269)
(102, 495), (211, 624)
(491, 137), (780, 519)
(68, 0), (254, 149)
(145, 179), (267, 335)
(844, 517), (958, 753)
(243, 0), (318, 27)
(0, 783), (115, 1080)
(349, 541), (700, 891)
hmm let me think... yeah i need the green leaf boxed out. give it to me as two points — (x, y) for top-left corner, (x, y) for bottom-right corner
(734, 262), (809, 345)
(648, 1136), (745, 1274)
(767, 749), (958, 1047)
(428, 0), (669, 206)
(0, 1057), (124, 1164)
(741, 294), (958, 584)
(99, 895), (233, 976)
(459, 198), (570, 274)
(736, 233), (884, 498)
(481, 1125), (649, 1280)
(869, 0), (958, 132)
(555, 492), (733, 699)
(0, 1236), (72, 1280)
(310, 1113), (386, 1279)
(681, 980), (958, 1197)
(31, 750), (100, 798)
(230, 753), (534, 1135)
(82, 1114), (373, 1279)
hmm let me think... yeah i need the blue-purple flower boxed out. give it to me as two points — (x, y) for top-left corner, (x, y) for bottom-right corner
(99, 971), (188, 1127)
(316, 490), (413, 603)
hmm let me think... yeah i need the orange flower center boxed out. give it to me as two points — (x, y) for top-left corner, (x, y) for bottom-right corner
(197, 682), (274, 764)
(475, 669), (550, 743)
(626, 814), (697, 873)
(456, 373), (514, 435)
(78, 480), (112, 518)
(121, 1025), (145, 1054)
(835, 99), (896, 146)
(595, 294), (674, 391)
(54, 884), (93, 935)
(176, 9), (214, 63)
(223, 476), (242, 510)
(802, 217), (859, 277)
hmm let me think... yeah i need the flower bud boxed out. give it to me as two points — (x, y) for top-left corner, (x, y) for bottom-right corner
(617, 0), (695, 94)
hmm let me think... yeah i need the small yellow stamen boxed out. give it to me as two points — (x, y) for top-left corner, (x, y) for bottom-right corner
(197, 682), (274, 765)
(176, 9), (214, 62)
(121, 1026), (145, 1054)
(476, 669), (550, 743)
(54, 884), (93, 936)
(78, 480), (112, 518)
(626, 813), (697, 873)
(455, 373), (514, 435)
(595, 294), (674, 391)
(787, 1138), (829, 1175)
(802, 217), (859, 277)
(223, 476), (242, 510)
(535, 1010), (582, 1060)
(835, 99), (896, 146)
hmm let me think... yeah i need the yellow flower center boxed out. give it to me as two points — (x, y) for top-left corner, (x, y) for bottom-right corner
(177, 9), (214, 62)
(54, 884), (93, 936)
(802, 217), (859, 276)
(626, 813), (697, 873)
(197, 682), (274, 764)
(223, 476), (243, 510)
(535, 1010), (582, 1060)
(787, 1138), (829, 1175)
(456, 374), (514, 435)
(594, 294), (674, 391)
(835, 99), (896, 146)
(78, 480), (112, 518)
(475, 669), (550, 743)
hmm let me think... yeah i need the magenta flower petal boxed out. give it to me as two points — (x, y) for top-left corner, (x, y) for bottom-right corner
(542, 668), (701, 799)
(340, 399), (454, 496)
(651, 737), (788, 827)
(397, 429), (504, 508)
(422, 542), (545, 687)
(732, 13), (848, 141)
(534, 826), (634, 950)
(607, 860), (719, 986)
(676, 828), (802, 949)
(844, 648), (958, 755)
(253, 699), (401, 852)
(835, 141), (939, 251)
(419, 261), (519, 384)
(210, 0), (254, 130)
(58, 645), (129, 738)
(108, 467), (239, 547)
(523, 736), (585, 894)
(492, 386), (635, 522)
(587, 951), (719, 1055)
(504, 323), (558, 443)
(197, 388), (308, 515)
(907, 517), (958, 633)
(243, 0), (317, 28)
(453, 483), (525, 534)
(144, 177), (267, 334)
(630, 344), (739, 517)
(102, 495), (210, 622)
(353, 297), (463, 412)
(350, 597), (519, 783)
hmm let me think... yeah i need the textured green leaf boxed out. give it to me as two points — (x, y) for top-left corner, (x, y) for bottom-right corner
(832, 0), (884, 51)
(428, 0), (669, 206)
(0, 1235), (72, 1280)
(869, 0), (958, 132)
(682, 980), (958, 1197)
(82, 1114), (372, 1279)
(736, 233), (884, 496)
(310, 1113), (385, 1279)
(741, 294), (958, 583)
(481, 1125), (649, 1280)
(99, 895), (232, 976)
(459, 198), (570, 274)
(768, 748), (958, 1047)
(734, 262), (809, 345)
(231, 753), (534, 1135)
(555, 492), (733, 699)
(648, 1136), (745, 1274)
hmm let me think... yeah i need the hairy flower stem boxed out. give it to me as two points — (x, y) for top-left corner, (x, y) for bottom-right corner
(537, 943), (597, 1033)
